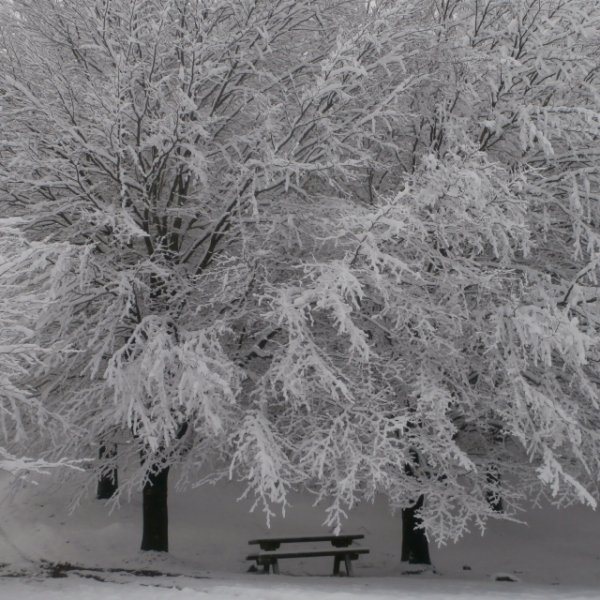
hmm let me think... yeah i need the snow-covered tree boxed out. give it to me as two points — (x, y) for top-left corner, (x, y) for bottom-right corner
(0, 0), (421, 551)
(2, 0), (600, 562)
(369, 0), (600, 559)
(230, 0), (600, 556)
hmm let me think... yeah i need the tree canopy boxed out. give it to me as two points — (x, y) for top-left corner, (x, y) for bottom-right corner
(1, 0), (600, 546)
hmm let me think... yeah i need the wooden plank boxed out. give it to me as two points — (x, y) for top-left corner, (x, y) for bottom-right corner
(247, 548), (369, 560)
(248, 534), (364, 544)
(248, 534), (364, 550)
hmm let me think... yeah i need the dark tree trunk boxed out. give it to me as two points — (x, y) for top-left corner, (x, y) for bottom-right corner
(401, 443), (432, 566)
(138, 425), (186, 553)
(141, 464), (170, 552)
(96, 444), (118, 500)
(485, 425), (504, 512)
(401, 494), (431, 565)
(485, 466), (504, 512)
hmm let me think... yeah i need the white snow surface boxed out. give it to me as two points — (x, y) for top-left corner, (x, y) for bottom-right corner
(1, 577), (599, 600)
(1, 471), (600, 599)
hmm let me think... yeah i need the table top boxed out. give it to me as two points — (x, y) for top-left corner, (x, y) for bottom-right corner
(248, 534), (364, 546)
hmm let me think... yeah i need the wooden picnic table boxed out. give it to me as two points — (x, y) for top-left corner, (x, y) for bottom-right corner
(246, 534), (368, 575)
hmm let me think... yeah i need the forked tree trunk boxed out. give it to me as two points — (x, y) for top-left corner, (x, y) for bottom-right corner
(401, 494), (431, 565)
(141, 465), (170, 552)
(96, 444), (118, 500)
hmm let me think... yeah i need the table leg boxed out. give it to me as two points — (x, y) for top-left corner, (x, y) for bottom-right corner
(333, 555), (341, 575)
(344, 554), (353, 577)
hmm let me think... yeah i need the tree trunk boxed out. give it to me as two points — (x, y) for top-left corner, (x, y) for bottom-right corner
(141, 464), (170, 552)
(138, 424), (186, 553)
(96, 444), (118, 500)
(485, 466), (503, 512)
(401, 494), (431, 565)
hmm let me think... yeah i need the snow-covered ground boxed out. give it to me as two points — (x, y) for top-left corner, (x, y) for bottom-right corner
(2, 575), (600, 600)
(1, 471), (599, 598)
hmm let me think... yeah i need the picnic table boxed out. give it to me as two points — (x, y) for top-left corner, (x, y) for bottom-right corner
(246, 534), (369, 576)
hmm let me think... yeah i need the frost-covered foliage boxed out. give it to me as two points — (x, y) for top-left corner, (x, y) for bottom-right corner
(0, 0), (420, 514)
(0, 447), (82, 478)
(401, 0), (600, 516)
(1, 0), (600, 544)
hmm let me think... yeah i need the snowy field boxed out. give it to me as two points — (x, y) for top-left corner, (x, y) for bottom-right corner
(2, 575), (600, 600)
(1, 472), (600, 599)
